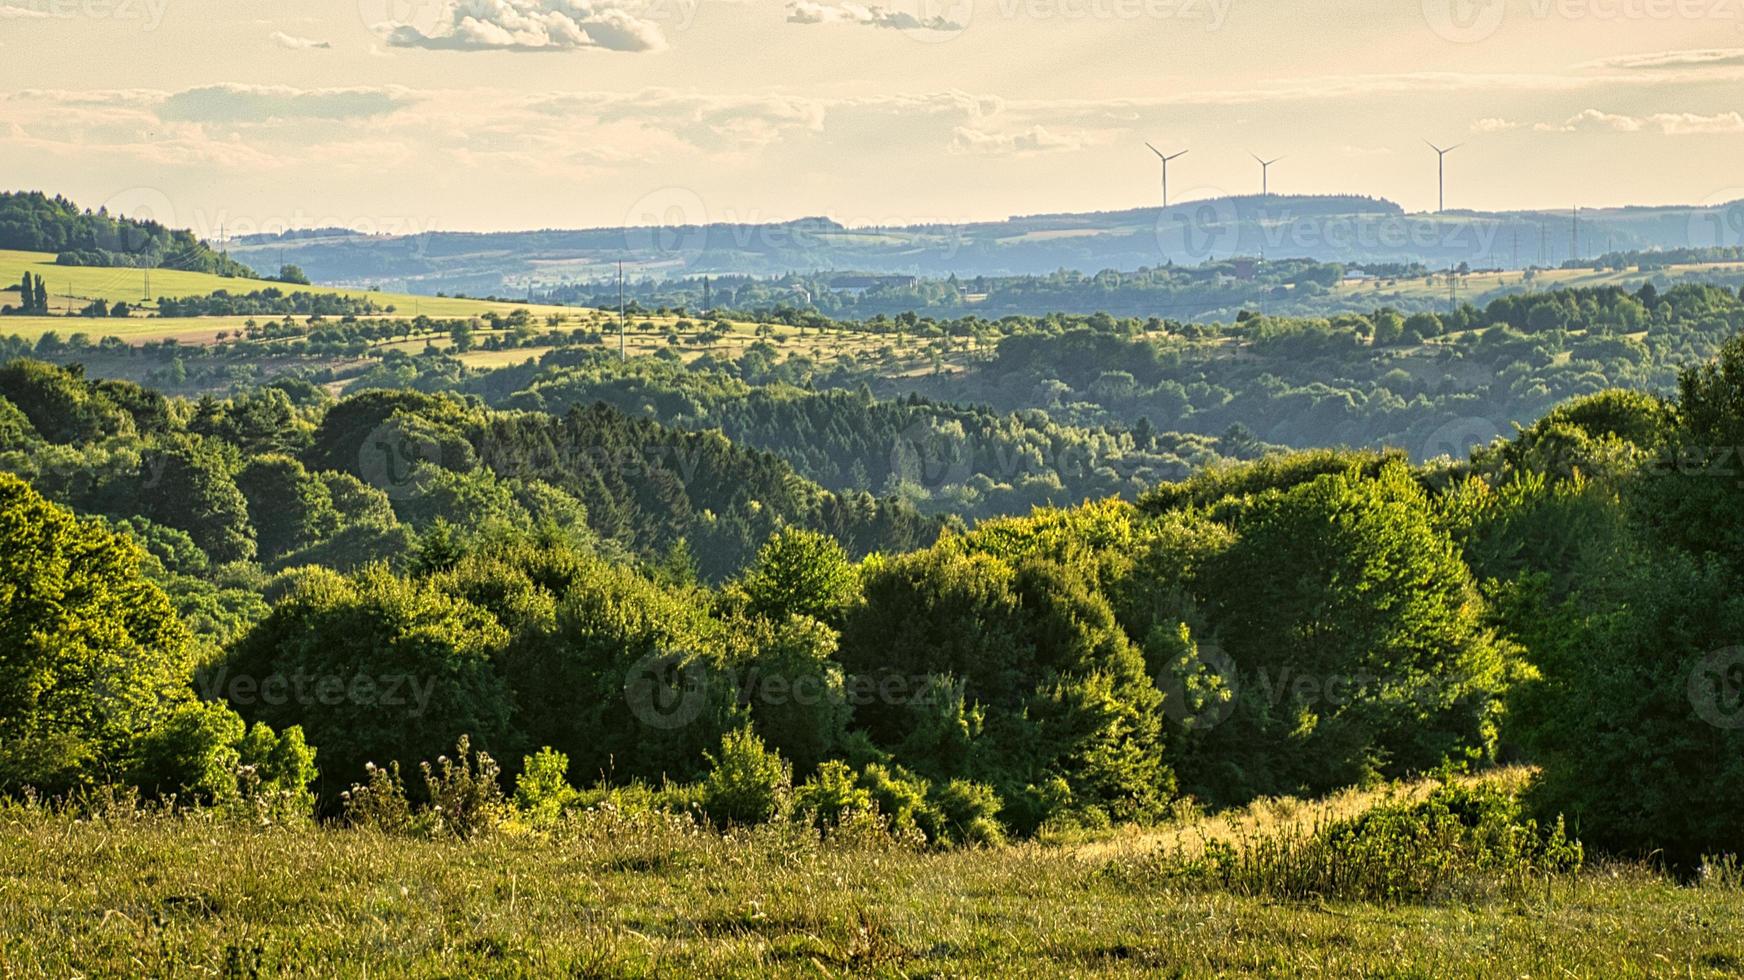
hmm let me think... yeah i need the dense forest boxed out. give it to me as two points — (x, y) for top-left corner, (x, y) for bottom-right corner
(4, 301), (1744, 864)
(0, 191), (254, 276)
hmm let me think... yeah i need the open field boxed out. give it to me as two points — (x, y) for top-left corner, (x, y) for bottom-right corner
(0, 250), (581, 320)
(2, 775), (1739, 977)
(1333, 261), (1744, 303)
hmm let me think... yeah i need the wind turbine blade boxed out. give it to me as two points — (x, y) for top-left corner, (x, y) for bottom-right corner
(1446, 143), (1464, 154)
(1167, 150), (1190, 161)
(1145, 142), (1166, 159)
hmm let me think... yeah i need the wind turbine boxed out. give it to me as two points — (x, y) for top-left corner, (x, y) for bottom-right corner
(1145, 142), (1189, 208)
(1426, 140), (1462, 213)
(1251, 153), (1283, 196)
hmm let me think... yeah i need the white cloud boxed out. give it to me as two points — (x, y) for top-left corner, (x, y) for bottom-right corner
(949, 125), (1085, 155)
(1539, 108), (1744, 135)
(1578, 48), (1744, 71)
(785, 0), (965, 32)
(1471, 117), (1520, 134)
(0, 3), (50, 16)
(271, 31), (333, 50)
(157, 84), (416, 123)
(381, 0), (666, 53)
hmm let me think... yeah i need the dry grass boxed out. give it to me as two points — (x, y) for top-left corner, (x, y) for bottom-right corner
(0, 773), (1739, 977)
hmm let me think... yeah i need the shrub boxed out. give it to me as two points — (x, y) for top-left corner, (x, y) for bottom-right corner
(514, 747), (577, 827)
(699, 727), (791, 828)
(929, 779), (1005, 847)
(794, 760), (871, 829)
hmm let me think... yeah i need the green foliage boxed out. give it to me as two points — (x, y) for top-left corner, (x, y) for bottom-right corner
(0, 473), (195, 793)
(513, 747), (578, 826)
(738, 527), (859, 624)
(699, 727), (792, 828)
(794, 760), (872, 829)
(127, 700), (316, 819)
(219, 567), (515, 804)
(1187, 461), (1508, 803)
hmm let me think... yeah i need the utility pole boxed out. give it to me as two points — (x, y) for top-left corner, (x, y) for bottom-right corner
(143, 267), (151, 302)
(618, 260), (626, 362)
(1571, 208), (1580, 264)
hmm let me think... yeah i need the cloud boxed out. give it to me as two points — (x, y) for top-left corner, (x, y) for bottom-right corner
(157, 84), (415, 123)
(949, 125), (1085, 156)
(270, 31), (333, 50)
(1579, 48), (1744, 71)
(0, 3), (50, 16)
(1471, 117), (1519, 134)
(1538, 108), (1744, 135)
(785, 0), (965, 32)
(381, 0), (666, 53)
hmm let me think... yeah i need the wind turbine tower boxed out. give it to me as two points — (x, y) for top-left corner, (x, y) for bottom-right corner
(1251, 154), (1283, 196)
(1426, 141), (1462, 213)
(1145, 143), (1189, 208)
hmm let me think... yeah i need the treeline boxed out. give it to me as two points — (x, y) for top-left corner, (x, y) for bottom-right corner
(550, 258), (1428, 322)
(5, 326), (1744, 862)
(948, 282), (1744, 453)
(0, 360), (942, 598)
(156, 288), (384, 318)
(0, 191), (254, 277)
(437, 349), (1264, 520)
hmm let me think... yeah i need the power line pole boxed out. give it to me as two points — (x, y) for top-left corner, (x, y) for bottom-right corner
(618, 260), (626, 362)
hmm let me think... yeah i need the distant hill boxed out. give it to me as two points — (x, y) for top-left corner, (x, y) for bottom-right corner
(225, 195), (1744, 295)
(0, 191), (254, 277)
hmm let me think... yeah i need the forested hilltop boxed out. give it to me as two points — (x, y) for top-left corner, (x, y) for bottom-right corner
(0, 191), (253, 276)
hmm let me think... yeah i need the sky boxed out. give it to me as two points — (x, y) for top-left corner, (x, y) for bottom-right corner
(3, 0), (1744, 234)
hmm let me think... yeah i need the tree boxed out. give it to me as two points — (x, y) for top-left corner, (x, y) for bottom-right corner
(0, 473), (195, 792)
(1189, 461), (1509, 803)
(738, 527), (858, 625)
(220, 567), (515, 803)
(235, 455), (341, 564)
(133, 439), (257, 564)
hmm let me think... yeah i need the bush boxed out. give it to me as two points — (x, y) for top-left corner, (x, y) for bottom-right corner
(514, 747), (577, 827)
(699, 727), (791, 828)
(794, 760), (871, 829)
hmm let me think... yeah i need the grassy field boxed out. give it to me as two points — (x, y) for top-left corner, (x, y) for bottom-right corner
(2, 776), (1740, 977)
(1333, 261), (1744, 303)
(0, 250), (580, 320)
